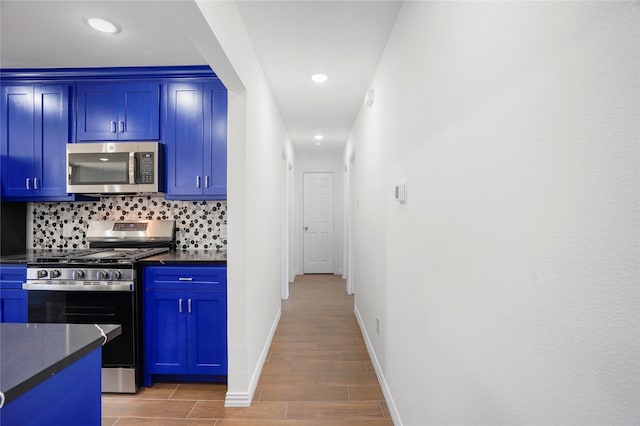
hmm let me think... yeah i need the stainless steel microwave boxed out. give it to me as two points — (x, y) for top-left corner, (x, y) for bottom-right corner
(66, 142), (163, 194)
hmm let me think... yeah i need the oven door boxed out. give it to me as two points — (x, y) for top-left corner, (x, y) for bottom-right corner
(27, 290), (136, 367)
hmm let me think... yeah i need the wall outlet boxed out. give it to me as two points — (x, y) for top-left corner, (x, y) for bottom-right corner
(376, 316), (380, 336)
(62, 223), (74, 238)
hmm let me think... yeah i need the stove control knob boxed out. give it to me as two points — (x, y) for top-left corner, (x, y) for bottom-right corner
(97, 270), (110, 280)
(112, 270), (122, 280)
(50, 269), (61, 278)
(37, 270), (48, 279)
(73, 270), (85, 280)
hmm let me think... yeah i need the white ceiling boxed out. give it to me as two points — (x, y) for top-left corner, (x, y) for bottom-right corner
(0, 0), (401, 154)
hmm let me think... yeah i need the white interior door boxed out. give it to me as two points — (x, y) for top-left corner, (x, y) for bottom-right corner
(303, 172), (334, 274)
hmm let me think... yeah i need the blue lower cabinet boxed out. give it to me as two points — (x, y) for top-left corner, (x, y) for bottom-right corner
(143, 266), (227, 386)
(187, 291), (227, 375)
(0, 265), (27, 323)
(1, 347), (102, 426)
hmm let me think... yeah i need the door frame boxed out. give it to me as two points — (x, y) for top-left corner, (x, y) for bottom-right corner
(296, 170), (339, 276)
(302, 171), (336, 274)
(281, 154), (294, 299)
(345, 152), (356, 294)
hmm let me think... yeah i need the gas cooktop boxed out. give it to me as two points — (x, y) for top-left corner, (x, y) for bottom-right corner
(30, 247), (170, 265)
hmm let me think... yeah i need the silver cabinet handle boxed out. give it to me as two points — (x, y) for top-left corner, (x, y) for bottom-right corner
(178, 277), (193, 281)
(205, 176), (210, 188)
(25, 177), (31, 190)
(119, 121), (124, 133)
(196, 176), (201, 188)
(178, 298), (183, 313)
(187, 299), (192, 314)
(34, 177), (39, 189)
(110, 121), (116, 133)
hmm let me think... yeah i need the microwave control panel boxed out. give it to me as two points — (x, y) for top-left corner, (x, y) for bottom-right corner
(138, 153), (155, 184)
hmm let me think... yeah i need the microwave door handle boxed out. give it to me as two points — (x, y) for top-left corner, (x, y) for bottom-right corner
(129, 152), (136, 184)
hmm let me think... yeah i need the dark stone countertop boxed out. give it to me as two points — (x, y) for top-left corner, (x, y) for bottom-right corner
(0, 250), (77, 264)
(138, 249), (227, 264)
(0, 249), (226, 265)
(0, 323), (121, 407)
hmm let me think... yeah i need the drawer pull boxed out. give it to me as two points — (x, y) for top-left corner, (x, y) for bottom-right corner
(178, 277), (193, 281)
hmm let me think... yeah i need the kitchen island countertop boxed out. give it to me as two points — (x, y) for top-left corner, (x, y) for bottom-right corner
(0, 323), (121, 407)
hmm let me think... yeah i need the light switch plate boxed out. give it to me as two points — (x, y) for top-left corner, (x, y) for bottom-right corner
(394, 183), (407, 204)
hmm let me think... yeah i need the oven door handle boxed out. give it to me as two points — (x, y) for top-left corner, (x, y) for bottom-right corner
(23, 282), (134, 291)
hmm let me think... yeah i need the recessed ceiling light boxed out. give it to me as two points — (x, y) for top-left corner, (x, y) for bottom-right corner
(314, 134), (324, 141)
(84, 16), (121, 34)
(310, 73), (328, 83)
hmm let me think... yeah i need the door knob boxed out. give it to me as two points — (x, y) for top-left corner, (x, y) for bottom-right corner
(304, 226), (309, 231)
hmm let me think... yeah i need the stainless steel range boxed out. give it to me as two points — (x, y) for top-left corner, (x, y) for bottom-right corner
(23, 219), (176, 393)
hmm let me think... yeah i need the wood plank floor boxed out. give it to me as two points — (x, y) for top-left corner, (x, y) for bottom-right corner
(103, 274), (393, 425)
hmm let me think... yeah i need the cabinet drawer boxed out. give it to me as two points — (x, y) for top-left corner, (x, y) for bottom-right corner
(0, 265), (27, 288)
(144, 265), (226, 290)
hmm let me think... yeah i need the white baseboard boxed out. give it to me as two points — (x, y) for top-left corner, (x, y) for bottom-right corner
(354, 305), (402, 426)
(224, 391), (252, 407)
(224, 307), (281, 407)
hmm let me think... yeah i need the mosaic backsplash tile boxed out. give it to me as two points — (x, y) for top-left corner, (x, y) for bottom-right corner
(32, 196), (227, 250)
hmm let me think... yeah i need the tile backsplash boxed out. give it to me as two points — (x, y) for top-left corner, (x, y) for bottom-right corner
(31, 196), (227, 250)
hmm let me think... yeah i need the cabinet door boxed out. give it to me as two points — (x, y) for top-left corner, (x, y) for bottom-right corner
(1, 86), (35, 197)
(77, 82), (159, 141)
(203, 83), (227, 199)
(118, 82), (160, 140)
(76, 83), (119, 141)
(166, 82), (204, 197)
(0, 265), (27, 323)
(34, 85), (72, 198)
(144, 289), (187, 375)
(186, 290), (227, 375)
(0, 289), (28, 323)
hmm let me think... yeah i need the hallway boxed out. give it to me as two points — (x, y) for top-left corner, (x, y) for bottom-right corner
(103, 274), (393, 425)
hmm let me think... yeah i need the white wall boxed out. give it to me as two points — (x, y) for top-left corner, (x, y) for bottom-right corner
(345, 2), (640, 425)
(192, 0), (293, 406)
(293, 151), (344, 277)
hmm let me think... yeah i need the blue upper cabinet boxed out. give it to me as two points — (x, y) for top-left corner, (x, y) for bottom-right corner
(165, 80), (227, 200)
(203, 82), (228, 198)
(166, 82), (204, 197)
(1, 84), (74, 201)
(77, 81), (160, 141)
(1, 67), (226, 201)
